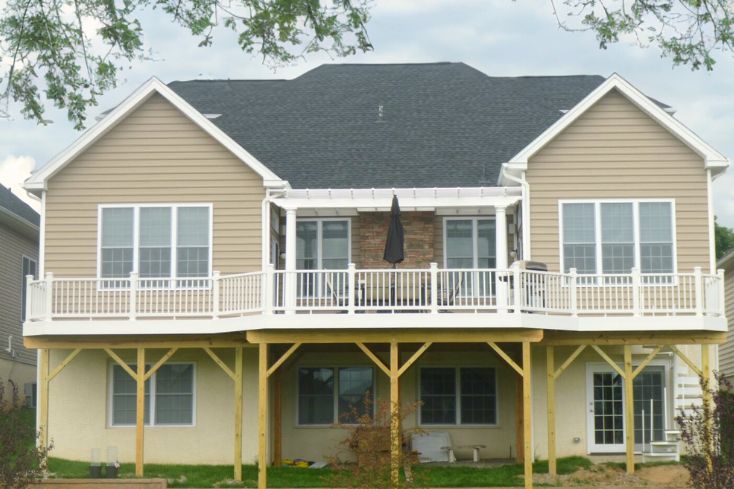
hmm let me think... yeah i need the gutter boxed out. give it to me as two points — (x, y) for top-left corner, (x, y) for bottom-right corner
(500, 164), (531, 260)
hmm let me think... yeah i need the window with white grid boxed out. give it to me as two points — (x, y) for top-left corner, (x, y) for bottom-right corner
(560, 200), (675, 277)
(101, 208), (134, 279)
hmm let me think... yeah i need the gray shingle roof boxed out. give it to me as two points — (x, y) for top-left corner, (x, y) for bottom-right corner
(169, 62), (606, 188)
(0, 184), (39, 227)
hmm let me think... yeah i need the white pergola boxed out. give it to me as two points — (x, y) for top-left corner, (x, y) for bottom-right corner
(265, 187), (523, 312)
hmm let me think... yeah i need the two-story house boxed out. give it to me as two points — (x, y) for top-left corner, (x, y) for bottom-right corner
(22, 63), (729, 489)
(0, 184), (39, 403)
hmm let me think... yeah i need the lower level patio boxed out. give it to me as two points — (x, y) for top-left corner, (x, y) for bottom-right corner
(27, 328), (724, 489)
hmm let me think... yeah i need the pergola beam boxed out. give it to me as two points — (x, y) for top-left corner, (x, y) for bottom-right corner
(48, 348), (81, 381)
(143, 348), (178, 382)
(554, 345), (586, 379)
(204, 347), (236, 380)
(398, 342), (432, 377)
(631, 346), (662, 380)
(267, 343), (301, 378)
(670, 345), (703, 377)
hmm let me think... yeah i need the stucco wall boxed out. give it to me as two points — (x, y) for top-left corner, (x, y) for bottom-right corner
(45, 344), (698, 464)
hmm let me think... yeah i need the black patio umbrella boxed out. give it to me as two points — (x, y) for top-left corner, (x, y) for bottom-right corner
(383, 195), (405, 267)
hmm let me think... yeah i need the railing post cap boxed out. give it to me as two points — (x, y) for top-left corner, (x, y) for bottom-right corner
(348, 262), (356, 270)
(45, 272), (53, 278)
(694, 266), (702, 272)
(129, 271), (138, 277)
(213, 270), (221, 277)
(569, 267), (577, 274)
(718, 268), (725, 276)
(430, 262), (438, 269)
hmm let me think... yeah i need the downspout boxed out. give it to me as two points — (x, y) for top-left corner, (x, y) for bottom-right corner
(501, 165), (531, 260)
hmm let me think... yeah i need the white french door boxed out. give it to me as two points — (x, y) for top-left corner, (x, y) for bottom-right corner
(586, 364), (626, 453)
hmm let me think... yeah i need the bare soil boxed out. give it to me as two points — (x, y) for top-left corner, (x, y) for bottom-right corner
(533, 462), (690, 488)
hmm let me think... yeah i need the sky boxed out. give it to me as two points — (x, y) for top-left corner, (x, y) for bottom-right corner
(2, 0), (734, 225)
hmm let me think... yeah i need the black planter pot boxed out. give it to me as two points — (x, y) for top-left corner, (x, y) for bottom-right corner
(89, 464), (102, 478)
(105, 465), (119, 479)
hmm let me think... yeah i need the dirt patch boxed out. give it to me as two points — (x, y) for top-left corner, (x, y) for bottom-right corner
(533, 462), (689, 488)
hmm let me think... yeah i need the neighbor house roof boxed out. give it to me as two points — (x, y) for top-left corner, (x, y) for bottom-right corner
(0, 184), (39, 227)
(168, 63), (606, 188)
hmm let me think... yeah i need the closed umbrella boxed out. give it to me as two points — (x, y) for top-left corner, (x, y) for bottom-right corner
(383, 195), (405, 267)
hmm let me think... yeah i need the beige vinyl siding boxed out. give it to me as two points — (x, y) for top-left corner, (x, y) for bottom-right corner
(0, 224), (38, 365)
(720, 264), (734, 379)
(44, 94), (265, 277)
(526, 89), (710, 273)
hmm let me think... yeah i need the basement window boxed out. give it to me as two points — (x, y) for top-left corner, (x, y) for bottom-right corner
(419, 367), (497, 426)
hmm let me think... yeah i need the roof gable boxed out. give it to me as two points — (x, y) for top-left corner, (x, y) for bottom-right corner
(503, 73), (729, 180)
(25, 78), (285, 193)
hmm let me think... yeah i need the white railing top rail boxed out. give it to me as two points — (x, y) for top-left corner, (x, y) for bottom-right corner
(25, 265), (725, 322)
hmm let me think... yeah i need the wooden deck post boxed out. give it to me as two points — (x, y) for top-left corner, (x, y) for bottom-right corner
(623, 346), (634, 474)
(38, 348), (50, 451)
(234, 346), (243, 481)
(546, 346), (556, 477)
(390, 341), (400, 488)
(701, 344), (713, 472)
(135, 347), (145, 477)
(522, 342), (533, 489)
(273, 373), (283, 467)
(258, 343), (268, 489)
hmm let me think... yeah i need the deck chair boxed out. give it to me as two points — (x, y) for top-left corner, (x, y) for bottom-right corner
(437, 271), (465, 307)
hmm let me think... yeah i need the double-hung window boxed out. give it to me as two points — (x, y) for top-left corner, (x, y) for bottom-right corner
(297, 366), (374, 425)
(110, 363), (195, 426)
(419, 367), (497, 425)
(560, 201), (675, 280)
(99, 204), (211, 286)
(444, 218), (496, 296)
(21, 256), (37, 322)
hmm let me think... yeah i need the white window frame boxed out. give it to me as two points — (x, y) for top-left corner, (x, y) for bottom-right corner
(417, 366), (499, 427)
(295, 217), (351, 270)
(558, 199), (677, 282)
(97, 204), (213, 286)
(108, 361), (197, 428)
(21, 255), (37, 322)
(442, 217), (497, 269)
(295, 365), (375, 427)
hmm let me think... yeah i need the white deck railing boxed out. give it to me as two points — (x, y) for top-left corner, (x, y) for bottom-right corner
(25, 265), (725, 322)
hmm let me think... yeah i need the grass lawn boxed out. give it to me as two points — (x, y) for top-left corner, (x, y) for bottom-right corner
(48, 456), (591, 488)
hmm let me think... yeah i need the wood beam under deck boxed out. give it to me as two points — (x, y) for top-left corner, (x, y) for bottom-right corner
(25, 334), (248, 350)
(247, 328), (544, 344)
(542, 330), (726, 346)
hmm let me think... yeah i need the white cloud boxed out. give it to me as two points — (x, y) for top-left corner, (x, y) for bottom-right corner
(0, 155), (41, 212)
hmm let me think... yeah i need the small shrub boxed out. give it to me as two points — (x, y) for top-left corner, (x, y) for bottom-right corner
(0, 379), (52, 489)
(676, 373), (734, 489)
(327, 397), (425, 489)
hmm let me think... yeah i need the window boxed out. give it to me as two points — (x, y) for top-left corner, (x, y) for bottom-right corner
(444, 218), (496, 268)
(296, 219), (350, 270)
(21, 256), (37, 322)
(110, 363), (194, 426)
(560, 201), (675, 276)
(101, 207), (134, 279)
(99, 205), (211, 283)
(298, 366), (374, 425)
(419, 367), (497, 425)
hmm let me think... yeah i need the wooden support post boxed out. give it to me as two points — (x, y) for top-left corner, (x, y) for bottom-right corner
(623, 346), (634, 475)
(38, 349), (50, 451)
(234, 346), (243, 481)
(546, 346), (556, 477)
(390, 341), (400, 488)
(258, 343), (268, 489)
(701, 344), (713, 472)
(522, 342), (533, 489)
(273, 372), (283, 467)
(135, 348), (145, 477)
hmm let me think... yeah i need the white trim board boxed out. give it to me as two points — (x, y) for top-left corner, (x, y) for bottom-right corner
(501, 73), (729, 182)
(24, 77), (287, 193)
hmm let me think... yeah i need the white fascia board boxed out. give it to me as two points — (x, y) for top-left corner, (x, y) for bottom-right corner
(24, 77), (285, 192)
(507, 73), (730, 172)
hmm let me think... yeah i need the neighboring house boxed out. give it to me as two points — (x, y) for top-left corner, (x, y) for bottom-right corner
(22, 63), (729, 489)
(718, 251), (734, 381)
(0, 183), (39, 403)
